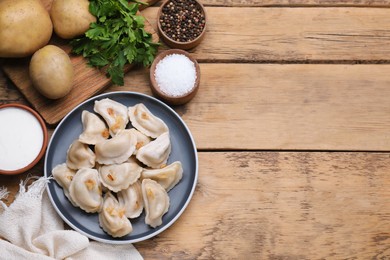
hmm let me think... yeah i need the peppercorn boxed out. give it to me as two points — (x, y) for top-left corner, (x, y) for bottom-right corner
(160, 0), (205, 43)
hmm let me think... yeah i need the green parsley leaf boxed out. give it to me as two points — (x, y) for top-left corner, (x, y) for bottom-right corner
(70, 0), (159, 86)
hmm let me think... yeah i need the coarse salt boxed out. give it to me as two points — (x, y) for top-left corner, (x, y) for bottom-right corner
(154, 54), (197, 97)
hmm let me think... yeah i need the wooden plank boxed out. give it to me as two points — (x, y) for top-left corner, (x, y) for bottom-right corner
(200, 0), (390, 7)
(40, 0), (160, 11)
(0, 63), (27, 104)
(135, 152), (390, 259)
(112, 64), (390, 151)
(142, 7), (390, 62)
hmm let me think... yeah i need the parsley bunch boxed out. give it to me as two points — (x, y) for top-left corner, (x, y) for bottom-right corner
(70, 0), (159, 86)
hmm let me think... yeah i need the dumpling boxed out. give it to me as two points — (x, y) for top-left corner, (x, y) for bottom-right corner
(95, 129), (136, 165)
(128, 103), (169, 138)
(94, 98), (129, 136)
(98, 161), (142, 192)
(69, 168), (102, 213)
(117, 181), (144, 219)
(52, 163), (76, 191)
(141, 161), (183, 192)
(79, 110), (109, 145)
(142, 179), (170, 228)
(127, 156), (141, 165)
(66, 140), (96, 170)
(99, 192), (132, 237)
(128, 128), (151, 154)
(136, 132), (171, 168)
(51, 163), (77, 206)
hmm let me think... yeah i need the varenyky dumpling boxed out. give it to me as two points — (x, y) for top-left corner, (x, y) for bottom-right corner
(69, 168), (102, 213)
(136, 132), (171, 169)
(94, 98), (129, 136)
(52, 163), (77, 206)
(128, 103), (169, 138)
(66, 140), (96, 170)
(128, 128), (151, 154)
(141, 161), (183, 192)
(99, 192), (132, 237)
(142, 179), (170, 228)
(79, 110), (109, 145)
(117, 180), (144, 219)
(99, 161), (142, 192)
(95, 129), (136, 165)
(127, 155), (142, 165)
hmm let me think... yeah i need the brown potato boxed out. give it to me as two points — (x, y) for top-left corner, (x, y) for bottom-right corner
(30, 45), (74, 100)
(50, 0), (96, 40)
(0, 0), (53, 58)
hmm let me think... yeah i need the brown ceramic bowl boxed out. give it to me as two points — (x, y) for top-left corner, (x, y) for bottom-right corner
(0, 104), (48, 175)
(150, 49), (200, 106)
(157, 0), (207, 50)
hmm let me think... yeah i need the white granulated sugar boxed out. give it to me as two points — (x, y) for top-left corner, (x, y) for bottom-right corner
(154, 54), (197, 97)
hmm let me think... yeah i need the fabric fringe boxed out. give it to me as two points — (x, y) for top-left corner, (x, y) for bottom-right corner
(1, 176), (53, 212)
(0, 186), (9, 211)
(0, 187), (9, 200)
(17, 175), (53, 199)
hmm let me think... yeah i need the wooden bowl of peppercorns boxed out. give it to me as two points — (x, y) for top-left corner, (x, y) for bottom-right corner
(157, 0), (207, 50)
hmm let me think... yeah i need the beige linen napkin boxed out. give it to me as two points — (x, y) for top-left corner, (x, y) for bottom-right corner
(0, 177), (143, 260)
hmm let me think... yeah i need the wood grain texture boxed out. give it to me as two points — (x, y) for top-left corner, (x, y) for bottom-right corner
(135, 152), (390, 259)
(0, 65), (25, 104)
(112, 64), (390, 151)
(40, 0), (160, 11)
(139, 0), (160, 9)
(200, 0), (390, 7)
(1, 2), (158, 125)
(143, 7), (390, 62)
(1, 3), (389, 259)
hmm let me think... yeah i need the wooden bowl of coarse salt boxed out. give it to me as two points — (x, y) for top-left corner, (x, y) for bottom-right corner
(150, 49), (200, 106)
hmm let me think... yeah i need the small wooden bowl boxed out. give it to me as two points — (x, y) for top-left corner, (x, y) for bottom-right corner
(150, 49), (200, 106)
(0, 104), (48, 175)
(157, 0), (207, 50)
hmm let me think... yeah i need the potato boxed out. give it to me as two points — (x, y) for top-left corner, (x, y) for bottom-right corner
(50, 0), (96, 40)
(30, 45), (74, 100)
(0, 0), (52, 58)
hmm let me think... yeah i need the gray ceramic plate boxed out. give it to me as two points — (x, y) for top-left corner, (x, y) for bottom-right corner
(44, 91), (198, 244)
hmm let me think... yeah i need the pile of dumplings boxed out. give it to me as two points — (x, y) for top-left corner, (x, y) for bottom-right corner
(52, 98), (183, 238)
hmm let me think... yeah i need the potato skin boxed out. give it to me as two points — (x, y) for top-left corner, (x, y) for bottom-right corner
(50, 0), (97, 40)
(0, 0), (52, 58)
(30, 45), (74, 100)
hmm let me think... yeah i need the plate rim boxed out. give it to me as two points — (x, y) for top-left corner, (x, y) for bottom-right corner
(44, 91), (198, 244)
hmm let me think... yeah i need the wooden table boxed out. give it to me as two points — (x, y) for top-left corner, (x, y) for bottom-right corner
(1, 0), (390, 259)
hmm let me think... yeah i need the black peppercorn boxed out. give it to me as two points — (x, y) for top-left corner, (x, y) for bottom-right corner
(160, 0), (205, 42)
